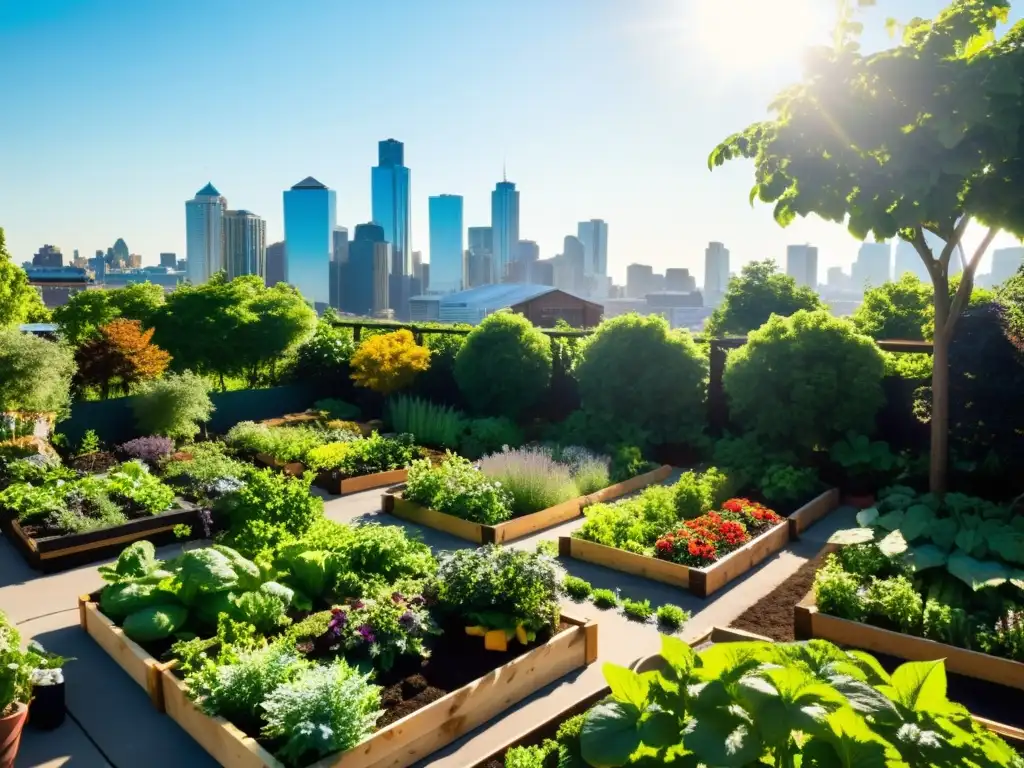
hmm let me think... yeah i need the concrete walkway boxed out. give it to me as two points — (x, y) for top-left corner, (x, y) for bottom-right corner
(3, 485), (855, 768)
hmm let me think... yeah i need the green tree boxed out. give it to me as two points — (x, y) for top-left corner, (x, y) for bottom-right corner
(234, 280), (317, 387)
(0, 228), (49, 329)
(0, 329), (76, 416)
(851, 273), (934, 340)
(997, 263), (1024, 333)
(53, 282), (165, 346)
(704, 259), (824, 337)
(710, 0), (1024, 492)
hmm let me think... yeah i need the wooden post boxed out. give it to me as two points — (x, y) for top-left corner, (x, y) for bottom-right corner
(708, 340), (728, 434)
(353, 324), (362, 343)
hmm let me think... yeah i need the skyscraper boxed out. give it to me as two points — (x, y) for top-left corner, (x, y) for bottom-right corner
(185, 183), (225, 284)
(108, 237), (130, 268)
(786, 244), (819, 288)
(851, 242), (891, 289)
(468, 226), (493, 255)
(491, 177), (520, 282)
(283, 176), (336, 310)
(990, 247), (1024, 285)
(265, 242), (285, 287)
(704, 242), (730, 295)
(159, 252), (177, 269)
(32, 245), (62, 267)
(223, 210), (267, 280)
(347, 223), (391, 317)
(577, 219), (609, 277)
(894, 239), (932, 283)
(556, 236), (586, 294)
(665, 268), (696, 292)
(371, 139), (411, 277)
(428, 195), (464, 294)
(331, 227), (349, 311)
(626, 263), (654, 298)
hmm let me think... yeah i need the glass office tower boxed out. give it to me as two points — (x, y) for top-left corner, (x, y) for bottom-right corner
(428, 194), (464, 294)
(283, 176), (336, 310)
(185, 182), (225, 284)
(371, 139), (411, 276)
(491, 179), (519, 282)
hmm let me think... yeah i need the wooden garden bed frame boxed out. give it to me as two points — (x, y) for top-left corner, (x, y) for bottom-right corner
(253, 453), (410, 496)
(80, 593), (598, 768)
(558, 488), (838, 598)
(795, 544), (1024, 692)
(4, 500), (201, 572)
(382, 465), (673, 545)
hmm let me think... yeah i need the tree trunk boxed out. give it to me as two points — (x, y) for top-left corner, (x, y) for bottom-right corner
(929, 327), (950, 495)
(219, 373), (226, 392)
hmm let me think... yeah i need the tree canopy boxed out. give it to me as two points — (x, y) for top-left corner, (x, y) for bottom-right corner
(704, 259), (824, 337)
(53, 282), (166, 346)
(75, 319), (171, 399)
(0, 228), (50, 328)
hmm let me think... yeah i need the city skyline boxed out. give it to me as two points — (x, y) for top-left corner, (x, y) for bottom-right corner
(4, 1), (1023, 283)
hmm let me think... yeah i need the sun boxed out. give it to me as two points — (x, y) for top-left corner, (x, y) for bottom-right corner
(688, 0), (830, 74)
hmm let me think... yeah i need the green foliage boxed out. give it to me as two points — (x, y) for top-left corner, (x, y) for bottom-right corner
(403, 454), (512, 524)
(459, 416), (524, 460)
(232, 583), (293, 635)
(105, 460), (176, 514)
(288, 314), (356, 387)
(217, 469), (323, 557)
(655, 603), (689, 630)
(591, 589), (618, 609)
(385, 395), (465, 449)
(0, 228), (51, 329)
(98, 540), (160, 583)
(535, 539), (557, 557)
(434, 545), (560, 635)
(852, 273), (934, 341)
(0, 612), (54, 712)
(724, 311), (886, 453)
(312, 398), (361, 421)
(173, 523), (192, 539)
(161, 441), (251, 502)
(0, 329), (76, 415)
(479, 446), (580, 517)
(78, 430), (101, 456)
(54, 282), (165, 346)
(621, 597), (653, 622)
(579, 636), (1019, 768)
(575, 314), (707, 446)
(830, 431), (902, 481)
(712, 433), (798, 492)
(884, 351), (934, 379)
(705, 259), (825, 337)
(760, 463), (821, 507)
(225, 422), (338, 464)
(548, 409), (654, 455)
(304, 433), (417, 477)
(608, 445), (658, 484)
(121, 604), (188, 642)
(864, 575), (924, 633)
(260, 659), (382, 767)
(814, 554), (866, 621)
(503, 744), (551, 768)
(131, 371), (213, 440)
(561, 575), (593, 601)
(575, 484), (678, 551)
(672, 467), (732, 520)
(455, 312), (552, 419)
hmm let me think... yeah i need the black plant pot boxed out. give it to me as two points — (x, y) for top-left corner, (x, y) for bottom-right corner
(28, 683), (65, 731)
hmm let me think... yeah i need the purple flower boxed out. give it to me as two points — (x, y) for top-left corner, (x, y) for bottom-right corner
(327, 609), (347, 637)
(391, 592), (405, 604)
(356, 625), (376, 644)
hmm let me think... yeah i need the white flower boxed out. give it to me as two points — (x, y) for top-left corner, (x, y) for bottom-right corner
(7, 663), (19, 670)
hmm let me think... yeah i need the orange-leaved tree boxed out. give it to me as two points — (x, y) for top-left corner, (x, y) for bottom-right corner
(75, 318), (171, 399)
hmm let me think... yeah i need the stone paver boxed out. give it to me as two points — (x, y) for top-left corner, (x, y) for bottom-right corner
(0, 483), (854, 768)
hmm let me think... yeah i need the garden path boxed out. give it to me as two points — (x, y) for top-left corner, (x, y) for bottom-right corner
(0, 482), (854, 768)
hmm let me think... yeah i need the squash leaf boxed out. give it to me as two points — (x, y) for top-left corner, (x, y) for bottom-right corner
(946, 551), (1009, 591)
(903, 544), (948, 573)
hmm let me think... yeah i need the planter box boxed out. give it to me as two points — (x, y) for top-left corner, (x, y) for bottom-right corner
(795, 582), (1024, 692)
(383, 465), (673, 545)
(254, 452), (306, 477)
(559, 518), (790, 598)
(316, 468), (410, 496)
(786, 488), (841, 538)
(3, 500), (202, 572)
(78, 596), (172, 710)
(159, 613), (598, 768)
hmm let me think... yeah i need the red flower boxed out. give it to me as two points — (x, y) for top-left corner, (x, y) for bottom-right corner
(718, 520), (749, 547)
(722, 498), (747, 513)
(687, 539), (716, 562)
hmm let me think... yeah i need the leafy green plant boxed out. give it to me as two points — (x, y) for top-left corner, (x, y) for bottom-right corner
(304, 433), (417, 477)
(655, 603), (689, 630)
(535, 539), (557, 557)
(574, 484), (678, 551)
(759, 463), (821, 507)
(454, 312), (552, 420)
(161, 441), (250, 503)
(578, 635), (1019, 768)
(591, 589), (618, 609)
(672, 467), (732, 520)
(561, 575), (592, 601)
(385, 395), (465, 450)
(813, 554), (865, 621)
(313, 398), (361, 421)
(608, 444), (657, 484)
(131, 371), (213, 440)
(724, 311), (886, 455)
(459, 417), (524, 460)
(830, 431), (902, 484)
(621, 597), (653, 622)
(403, 454), (512, 524)
(350, 329), (430, 395)
(0, 329), (76, 417)
(216, 469), (323, 556)
(105, 460), (176, 514)
(77, 429), (101, 456)
(575, 313), (708, 447)
(173, 524), (192, 539)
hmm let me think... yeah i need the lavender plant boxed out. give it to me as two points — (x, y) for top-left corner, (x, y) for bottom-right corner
(554, 445), (611, 495)
(479, 446), (579, 517)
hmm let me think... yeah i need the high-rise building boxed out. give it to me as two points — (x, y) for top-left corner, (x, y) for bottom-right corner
(577, 219), (609, 277)
(159, 252), (177, 269)
(468, 226), (493, 255)
(827, 266), (849, 288)
(704, 242), (730, 296)
(428, 195), (464, 294)
(283, 176), (336, 309)
(347, 223), (391, 317)
(491, 177), (520, 282)
(265, 241), (285, 287)
(556, 236), (586, 294)
(894, 239), (932, 283)
(990, 247), (1024, 285)
(626, 263), (654, 298)
(224, 210), (267, 280)
(32, 245), (62, 267)
(330, 227), (349, 311)
(533, 258), (556, 287)
(466, 251), (493, 288)
(185, 183), (226, 284)
(787, 244), (819, 288)
(515, 240), (540, 264)
(371, 139), (411, 277)
(127, 253), (142, 269)
(108, 238), (130, 268)
(851, 242), (890, 289)
(665, 268), (696, 293)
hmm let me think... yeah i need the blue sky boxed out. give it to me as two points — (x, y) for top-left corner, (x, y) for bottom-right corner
(2, 0), (1021, 283)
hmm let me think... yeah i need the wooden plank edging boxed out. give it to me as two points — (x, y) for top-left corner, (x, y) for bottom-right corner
(786, 487), (841, 539)
(160, 613), (596, 768)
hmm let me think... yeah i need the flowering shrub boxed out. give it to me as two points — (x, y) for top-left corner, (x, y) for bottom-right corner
(313, 590), (437, 672)
(653, 499), (781, 567)
(116, 435), (174, 464)
(349, 329), (430, 395)
(403, 454), (512, 524)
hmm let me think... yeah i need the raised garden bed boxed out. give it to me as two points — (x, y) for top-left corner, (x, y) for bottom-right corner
(4, 499), (201, 572)
(558, 488), (837, 598)
(80, 589), (597, 768)
(383, 465), (673, 545)
(254, 452), (413, 496)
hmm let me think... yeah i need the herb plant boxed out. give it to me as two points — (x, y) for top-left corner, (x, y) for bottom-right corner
(479, 446), (579, 517)
(591, 589), (618, 609)
(561, 575), (593, 601)
(655, 603), (689, 630)
(403, 454), (512, 524)
(759, 463), (821, 507)
(459, 417), (524, 460)
(621, 598), (653, 622)
(116, 436), (174, 464)
(305, 432), (417, 477)
(385, 395), (465, 449)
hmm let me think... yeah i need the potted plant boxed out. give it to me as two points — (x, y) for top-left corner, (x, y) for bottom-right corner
(0, 614), (54, 767)
(27, 643), (71, 731)
(828, 431), (902, 507)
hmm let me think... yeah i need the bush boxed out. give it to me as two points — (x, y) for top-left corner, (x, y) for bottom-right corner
(304, 433), (417, 477)
(385, 395), (465, 449)
(403, 454), (512, 524)
(591, 589), (618, 609)
(161, 442), (250, 502)
(553, 445), (611, 495)
(609, 445), (658, 483)
(656, 603), (689, 630)
(455, 313), (551, 419)
(562, 575), (593, 601)
(478, 446), (579, 517)
(131, 371), (213, 440)
(116, 436), (174, 464)
(217, 469), (323, 556)
(288, 315), (356, 389)
(413, 330), (468, 407)
(313, 398), (361, 421)
(621, 597), (654, 622)
(460, 417), (524, 460)
(724, 311), (885, 454)
(0, 330), (76, 416)
(673, 467), (733, 520)
(575, 314), (707, 446)
(760, 464), (821, 507)
(574, 484), (678, 550)
(350, 329), (430, 395)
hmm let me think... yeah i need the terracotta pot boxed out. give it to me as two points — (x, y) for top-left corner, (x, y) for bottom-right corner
(845, 493), (876, 510)
(0, 702), (28, 768)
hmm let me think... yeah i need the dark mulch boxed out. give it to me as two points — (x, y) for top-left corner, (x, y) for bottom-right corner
(68, 451), (118, 475)
(729, 551), (829, 641)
